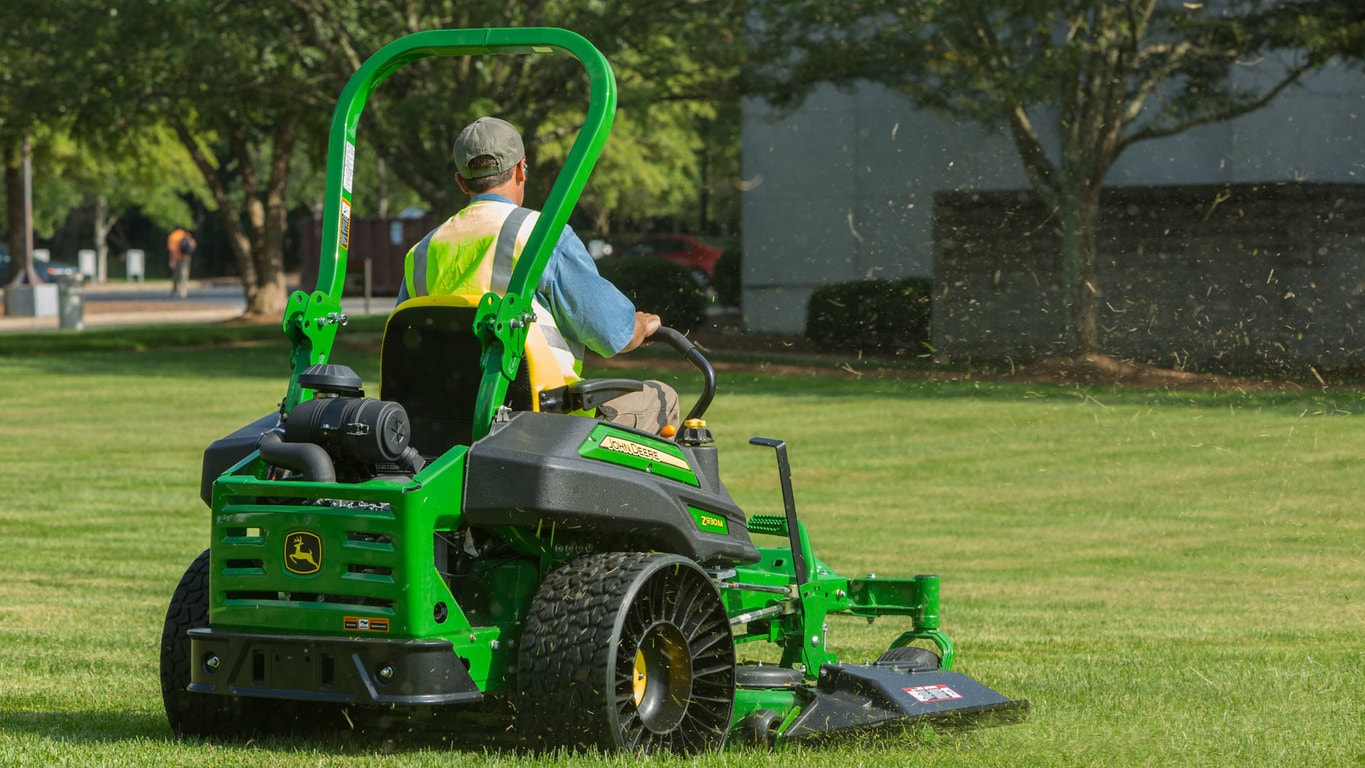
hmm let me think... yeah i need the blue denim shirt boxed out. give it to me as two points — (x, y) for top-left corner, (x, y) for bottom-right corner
(398, 194), (636, 356)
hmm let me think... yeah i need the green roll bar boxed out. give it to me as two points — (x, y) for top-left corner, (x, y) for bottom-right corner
(281, 27), (617, 441)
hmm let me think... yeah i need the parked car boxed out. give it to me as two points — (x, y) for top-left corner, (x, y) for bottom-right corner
(612, 234), (724, 279)
(0, 245), (83, 283)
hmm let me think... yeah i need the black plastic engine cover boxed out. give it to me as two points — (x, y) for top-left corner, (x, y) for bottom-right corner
(201, 413), (279, 507)
(463, 411), (759, 565)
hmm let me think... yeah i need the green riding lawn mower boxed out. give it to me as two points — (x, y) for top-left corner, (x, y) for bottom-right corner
(159, 28), (1027, 753)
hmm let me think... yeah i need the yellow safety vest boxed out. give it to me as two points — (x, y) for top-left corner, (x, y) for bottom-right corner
(403, 201), (583, 392)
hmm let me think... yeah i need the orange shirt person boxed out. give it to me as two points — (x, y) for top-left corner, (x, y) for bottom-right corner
(167, 227), (196, 298)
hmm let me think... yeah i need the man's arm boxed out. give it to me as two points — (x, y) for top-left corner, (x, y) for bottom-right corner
(539, 227), (647, 356)
(621, 311), (662, 353)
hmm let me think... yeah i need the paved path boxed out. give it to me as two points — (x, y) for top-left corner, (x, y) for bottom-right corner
(0, 279), (393, 333)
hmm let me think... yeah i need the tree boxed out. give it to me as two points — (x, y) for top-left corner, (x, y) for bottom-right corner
(0, 2), (210, 287)
(147, 1), (329, 317)
(290, 0), (745, 236)
(42, 0), (330, 318)
(0, 0), (65, 294)
(1277, 1), (1365, 66)
(748, 0), (1332, 357)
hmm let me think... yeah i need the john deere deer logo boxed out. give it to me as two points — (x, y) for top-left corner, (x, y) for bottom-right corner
(285, 531), (322, 575)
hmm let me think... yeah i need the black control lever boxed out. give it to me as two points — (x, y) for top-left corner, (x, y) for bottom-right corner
(538, 378), (644, 414)
(651, 327), (715, 423)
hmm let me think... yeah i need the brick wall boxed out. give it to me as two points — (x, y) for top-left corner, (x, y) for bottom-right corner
(932, 183), (1365, 375)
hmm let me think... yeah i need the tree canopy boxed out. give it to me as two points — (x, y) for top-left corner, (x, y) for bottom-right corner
(291, 0), (744, 232)
(2, 0), (745, 317)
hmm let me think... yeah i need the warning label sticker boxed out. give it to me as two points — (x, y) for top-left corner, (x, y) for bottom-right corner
(343, 141), (355, 193)
(344, 616), (390, 633)
(340, 198), (352, 250)
(905, 684), (964, 703)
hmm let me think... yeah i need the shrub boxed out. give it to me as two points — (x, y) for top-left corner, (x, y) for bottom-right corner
(805, 278), (932, 355)
(711, 249), (743, 309)
(597, 255), (709, 334)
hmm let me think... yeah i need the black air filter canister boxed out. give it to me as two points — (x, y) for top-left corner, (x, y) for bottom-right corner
(285, 396), (413, 465)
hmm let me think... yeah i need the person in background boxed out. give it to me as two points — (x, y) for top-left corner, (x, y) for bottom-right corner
(167, 227), (196, 299)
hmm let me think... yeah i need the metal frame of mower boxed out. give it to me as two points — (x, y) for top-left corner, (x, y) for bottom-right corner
(159, 27), (1026, 752)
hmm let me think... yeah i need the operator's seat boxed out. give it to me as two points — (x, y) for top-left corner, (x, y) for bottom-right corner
(379, 295), (574, 457)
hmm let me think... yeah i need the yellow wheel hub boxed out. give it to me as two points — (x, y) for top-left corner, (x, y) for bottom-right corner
(633, 648), (648, 705)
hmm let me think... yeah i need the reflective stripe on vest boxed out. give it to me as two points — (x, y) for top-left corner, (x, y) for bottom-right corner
(404, 202), (583, 379)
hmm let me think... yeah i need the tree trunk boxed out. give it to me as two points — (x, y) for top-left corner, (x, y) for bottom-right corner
(245, 270), (289, 316)
(4, 137), (40, 301)
(1057, 187), (1103, 356)
(170, 117), (261, 312)
(170, 115), (301, 319)
(242, 114), (299, 318)
(4, 140), (22, 287)
(94, 193), (113, 283)
(376, 156), (389, 219)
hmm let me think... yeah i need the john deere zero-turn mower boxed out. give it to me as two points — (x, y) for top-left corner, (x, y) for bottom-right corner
(159, 28), (1027, 752)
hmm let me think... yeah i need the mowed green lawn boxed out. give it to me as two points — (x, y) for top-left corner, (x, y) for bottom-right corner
(0, 325), (1361, 767)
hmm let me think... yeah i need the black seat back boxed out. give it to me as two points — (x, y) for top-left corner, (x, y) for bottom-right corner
(380, 299), (531, 456)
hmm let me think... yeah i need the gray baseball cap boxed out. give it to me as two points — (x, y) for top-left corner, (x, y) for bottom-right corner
(453, 117), (525, 179)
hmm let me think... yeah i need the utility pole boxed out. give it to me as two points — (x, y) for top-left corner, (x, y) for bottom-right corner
(4, 135), (46, 317)
(22, 135), (37, 285)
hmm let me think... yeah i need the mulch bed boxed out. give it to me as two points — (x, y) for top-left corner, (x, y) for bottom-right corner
(639, 322), (1315, 392)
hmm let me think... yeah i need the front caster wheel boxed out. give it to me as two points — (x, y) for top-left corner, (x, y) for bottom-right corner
(876, 645), (942, 671)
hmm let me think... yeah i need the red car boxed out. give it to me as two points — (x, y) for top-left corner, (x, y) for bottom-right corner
(614, 234), (723, 278)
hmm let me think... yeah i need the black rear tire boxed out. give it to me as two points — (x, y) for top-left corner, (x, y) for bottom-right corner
(161, 550), (221, 736)
(517, 552), (735, 753)
(159, 550), (256, 738)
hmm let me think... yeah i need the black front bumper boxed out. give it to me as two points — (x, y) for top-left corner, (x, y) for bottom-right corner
(188, 628), (483, 706)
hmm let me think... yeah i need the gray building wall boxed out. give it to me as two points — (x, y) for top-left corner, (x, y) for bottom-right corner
(741, 63), (1365, 334)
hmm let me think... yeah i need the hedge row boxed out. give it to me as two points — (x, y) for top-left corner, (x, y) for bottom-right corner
(596, 255), (709, 334)
(710, 250), (742, 308)
(805, 278), (932, 356)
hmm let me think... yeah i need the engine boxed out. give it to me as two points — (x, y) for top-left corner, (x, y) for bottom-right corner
(262, 364), (425, 483)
